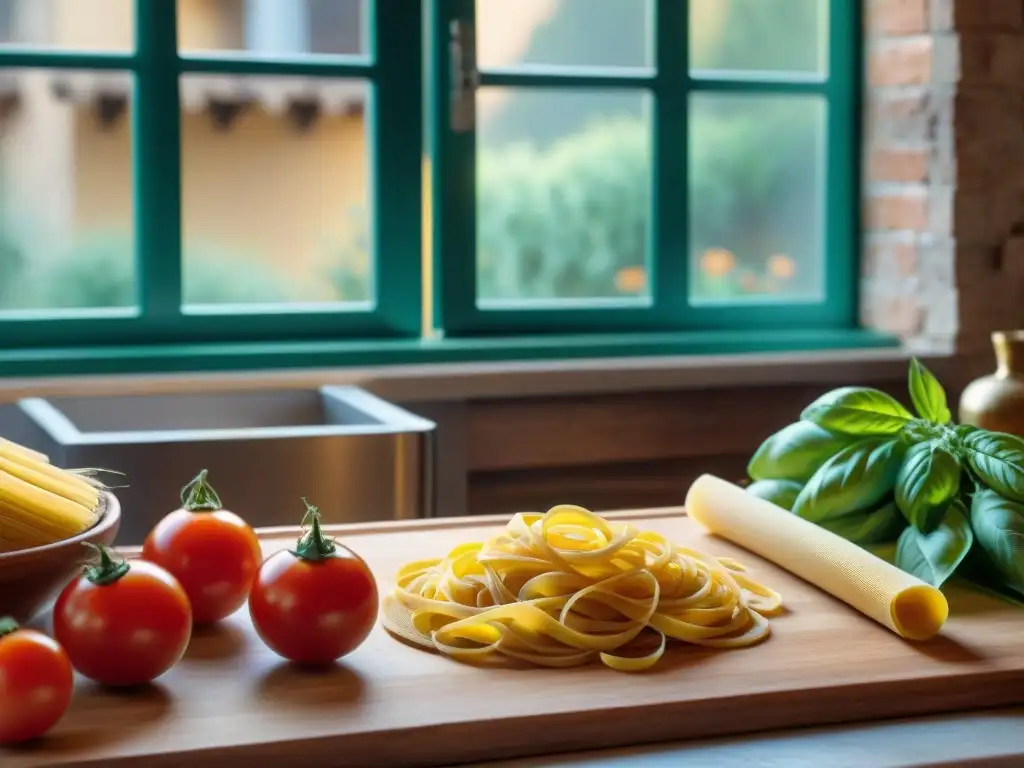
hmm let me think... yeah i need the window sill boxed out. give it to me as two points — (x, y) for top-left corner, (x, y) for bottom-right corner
(0, 328), (916, 403)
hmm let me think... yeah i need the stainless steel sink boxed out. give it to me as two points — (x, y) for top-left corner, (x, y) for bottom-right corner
(17, 386), (435, 545)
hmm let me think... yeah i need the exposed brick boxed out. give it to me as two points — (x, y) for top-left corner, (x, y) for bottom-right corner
(867, 88), (942, 142)
(954, 0), (1024, 30)
(858, 285), (883, 328)
(868, 146), (931, 182)
(921, 287), (959, 336)
(917, 235), (956, 288)
(929, 0), (955, 31)
(868, 187), (930, 230)
(865, 233), (921, 280)
(930, 33), (961, 82)
(867, 293), (926, 335)
(863, 0), (1024, 351)
(892, 238), (920, 275)
(930, 127), (956, 184)
(927, 184), (954, 236)
(869, 0), (929, 35)
(869, 37), (934, 85)
(862, 246), (881, 280)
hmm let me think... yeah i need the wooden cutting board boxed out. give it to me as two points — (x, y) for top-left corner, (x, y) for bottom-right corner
(6, 509), (1024, 768)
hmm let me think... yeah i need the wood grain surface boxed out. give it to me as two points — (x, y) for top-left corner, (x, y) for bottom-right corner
(5, 509), (1024, 768)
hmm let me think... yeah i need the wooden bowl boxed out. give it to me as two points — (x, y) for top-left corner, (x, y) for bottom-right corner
(0, 491), (121, 624)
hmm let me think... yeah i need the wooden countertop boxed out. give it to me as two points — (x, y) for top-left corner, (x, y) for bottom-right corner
(6, 509), (1024, 768)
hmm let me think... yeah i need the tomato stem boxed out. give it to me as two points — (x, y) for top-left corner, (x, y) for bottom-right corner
(0, 617), (18, 638)
(291, 498), (337, 562)
(82, 542), (131, 586)
(181, 468), (223, 512)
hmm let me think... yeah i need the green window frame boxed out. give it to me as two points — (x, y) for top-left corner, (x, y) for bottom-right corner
(0, 1), (878, 376)
(0, 0), (422, 351)
(431, 0), (860, 337)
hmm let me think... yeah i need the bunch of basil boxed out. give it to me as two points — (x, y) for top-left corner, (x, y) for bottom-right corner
(747, 358), (1024, 597)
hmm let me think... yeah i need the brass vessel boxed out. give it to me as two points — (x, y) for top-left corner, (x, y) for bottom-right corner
(959, 331), (1024, 435)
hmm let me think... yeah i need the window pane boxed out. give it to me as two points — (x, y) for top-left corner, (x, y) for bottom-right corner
(689, 94), (825, 304)
(477, 0), (652, 70)
(0, 0), (133, 51)
(179, 74), (371, 309)
(177, 0), (366, 57)
(690, 0), (827, 75)
(476, 88), (651, 305)
(0, 69), (135, 314)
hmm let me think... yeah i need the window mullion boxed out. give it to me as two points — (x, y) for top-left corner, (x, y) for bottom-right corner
(372, 0), (424, 337)
(653, 0), (690, 326)
(824, 0), (859, 327)
(428, 0), (476, 335)
(133, 0), (182, 329)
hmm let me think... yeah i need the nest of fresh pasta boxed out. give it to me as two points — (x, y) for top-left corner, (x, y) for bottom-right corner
(382, 504), (783, 671)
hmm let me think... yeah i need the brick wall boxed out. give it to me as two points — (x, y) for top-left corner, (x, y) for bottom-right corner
(863, 0), (1024, 357)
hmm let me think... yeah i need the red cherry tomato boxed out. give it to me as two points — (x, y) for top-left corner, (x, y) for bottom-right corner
(53, 545), (192, 687)
(142, 469), (262, 624)
(249, 499), (378, 665)
(0, 619), (74, 745)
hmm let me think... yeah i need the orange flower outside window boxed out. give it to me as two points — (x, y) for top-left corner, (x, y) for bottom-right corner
(614, 266), (647, 294)
(768, 253), (796, 280)
(700, 248), (735, 278)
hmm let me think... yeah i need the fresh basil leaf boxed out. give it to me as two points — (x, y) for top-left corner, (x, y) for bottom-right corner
(894, 500), (973, 587)
(895, 441), (961, 531)
(792, 437), (906, 523)
(955, 539), (1019, 598)
(954, 424), (979, 439)
(970, 488), (1024, 594)
(908, 358), (951, 424)
(801, 387), (913, 436)
(745, 479), (802, 511)
(747, 421), (854, 483)
(820, 501), (906, 546)
(964, 431), (1024, 503)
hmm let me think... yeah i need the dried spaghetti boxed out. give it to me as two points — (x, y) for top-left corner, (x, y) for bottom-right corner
(381, 505), (783, 671)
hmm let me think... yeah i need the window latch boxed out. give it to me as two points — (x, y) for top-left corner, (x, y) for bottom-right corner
(449, 19), (477, 133)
